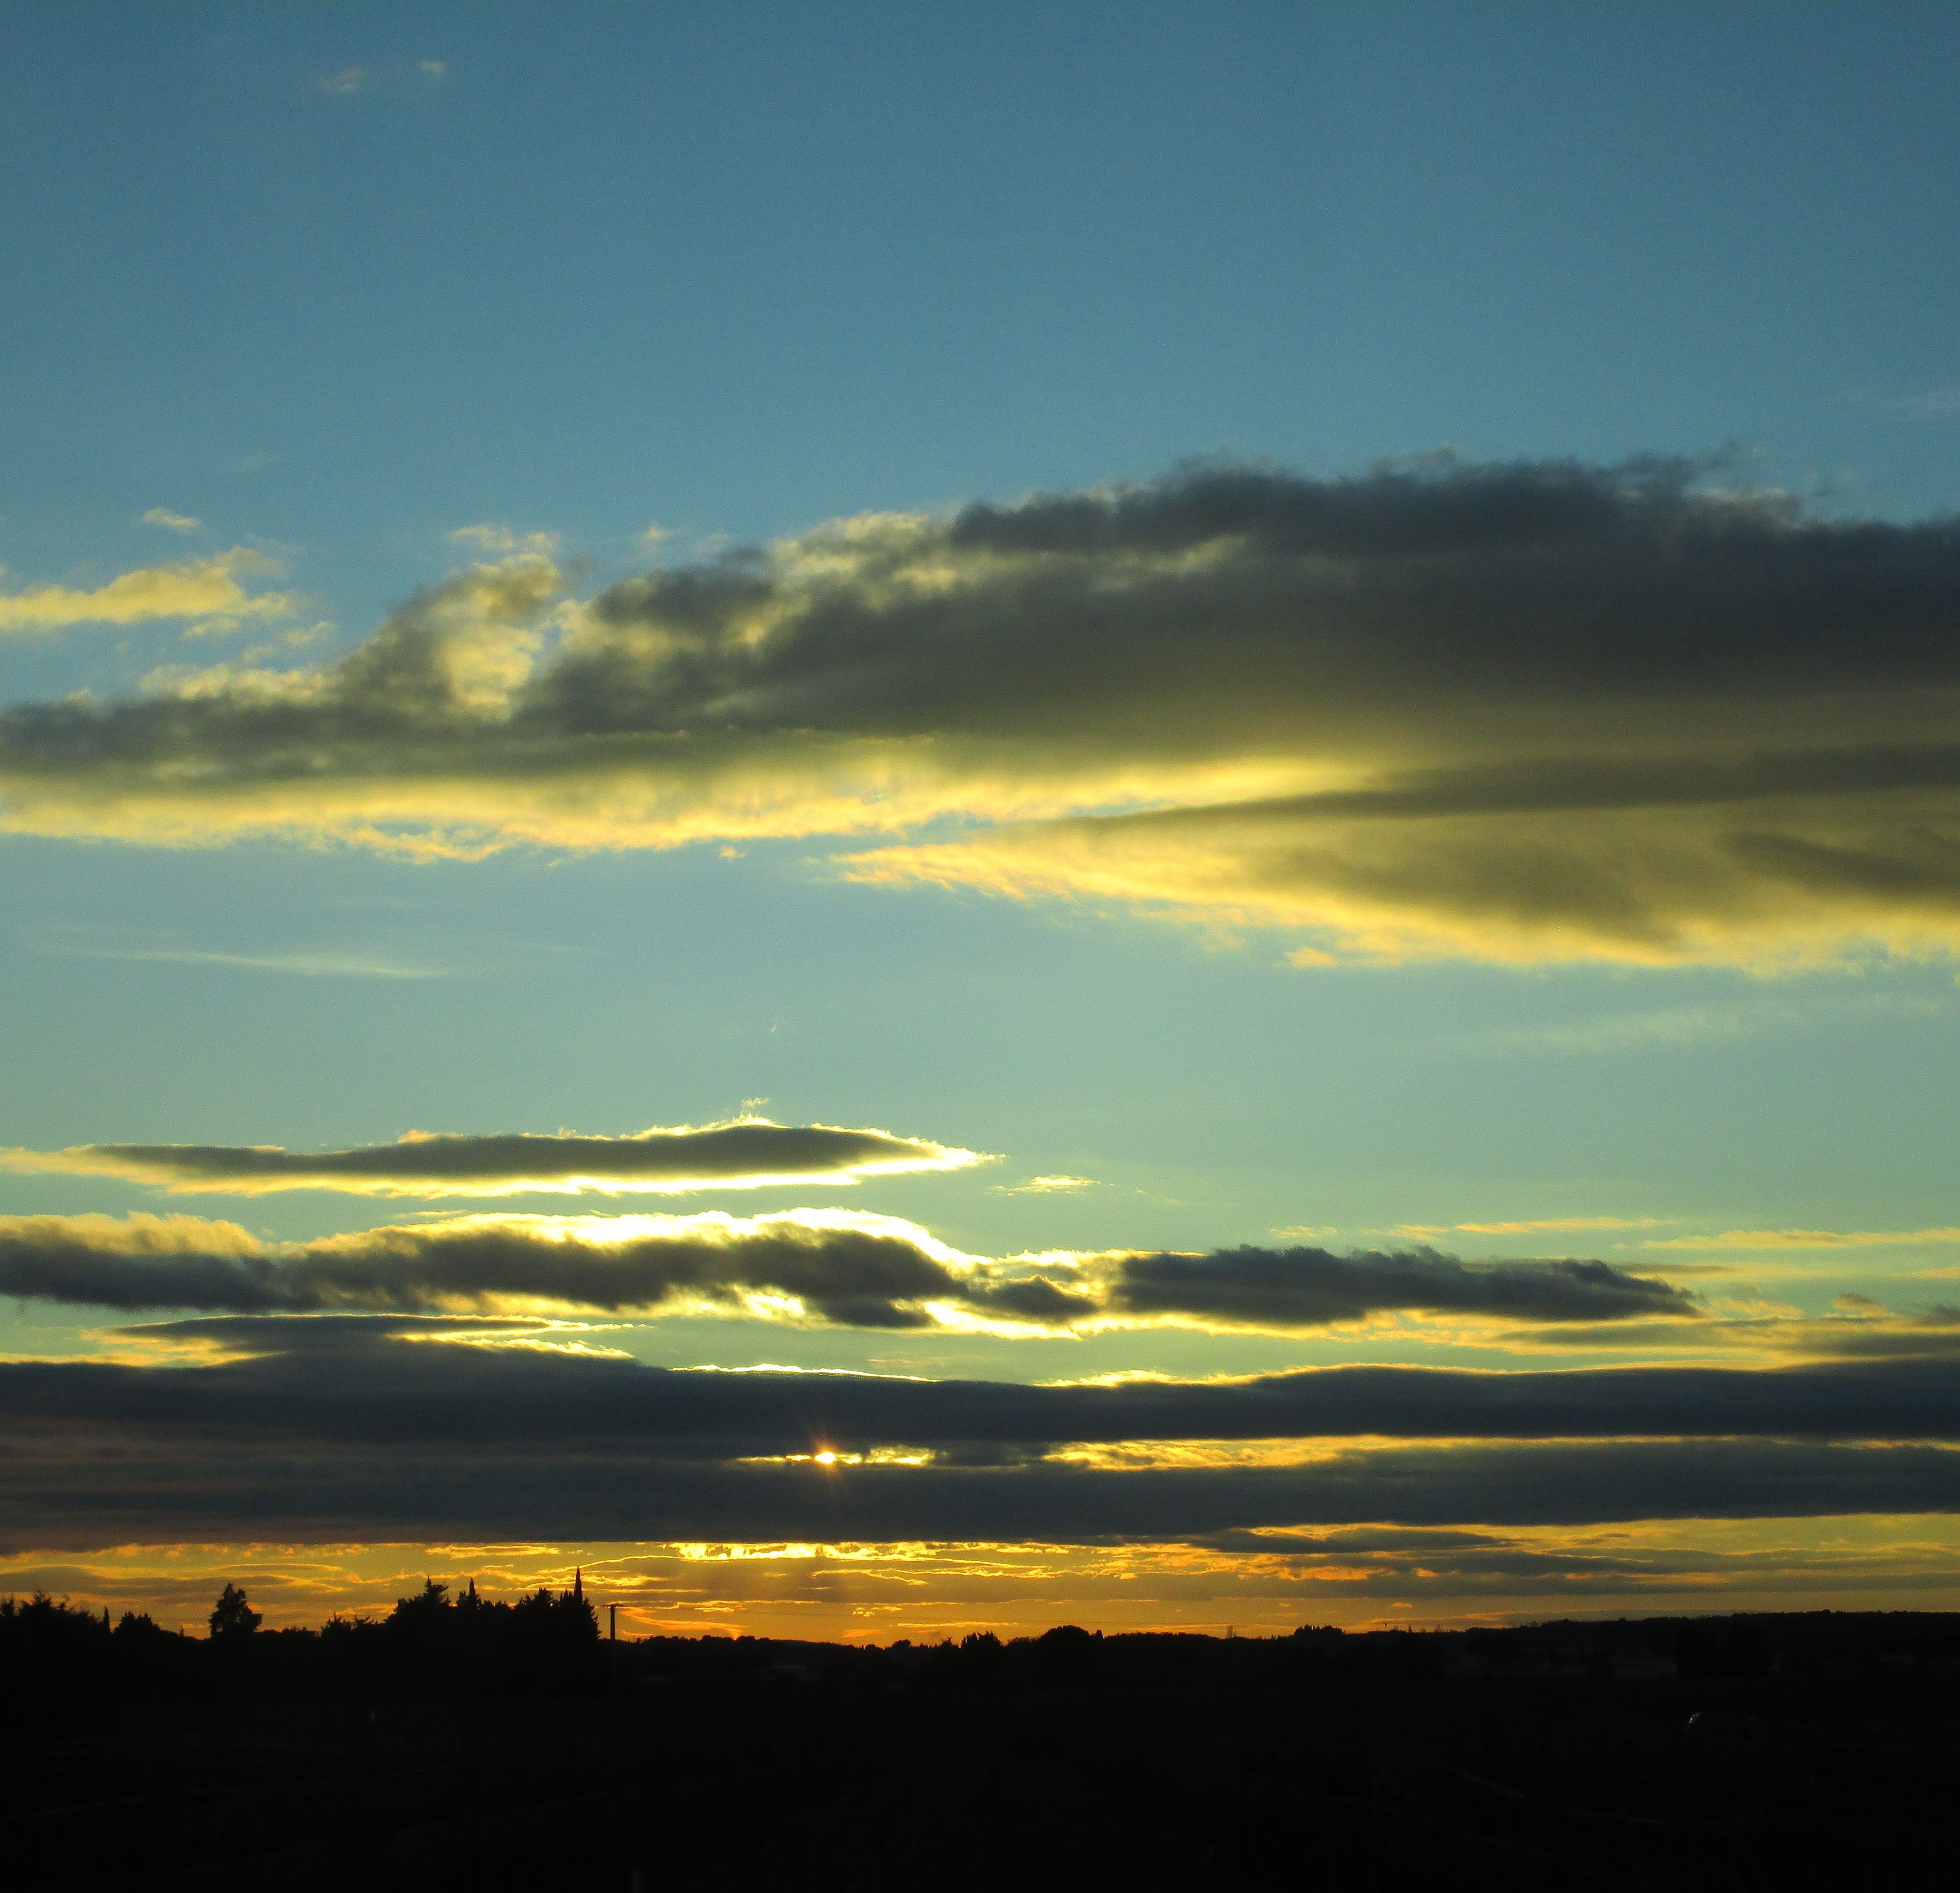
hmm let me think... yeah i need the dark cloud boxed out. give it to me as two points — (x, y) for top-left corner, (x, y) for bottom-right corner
(10, 1436), (1955, 1553)
(971, 1276), (1105, 1323)
(0, 1321), (1957, 1549)
(0, 1214), (1691, 1333)
(1, 1119), (981, 1197)
(1109, 1245), (1694, 1325)
(1187, 1525), (1960, 1600)
(567, 461), (1960, 744)
(47, 1317), (1947, 1451)
(0, 1213), (965, 1326)
(5, 460), (1959, 963)
(1517, 1299), (1960, 1360)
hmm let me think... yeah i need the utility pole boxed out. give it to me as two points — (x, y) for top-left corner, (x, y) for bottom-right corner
(610, 1602), (617, 1641)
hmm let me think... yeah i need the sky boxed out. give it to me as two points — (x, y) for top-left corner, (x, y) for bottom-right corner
(3, 1), (1960, 1639)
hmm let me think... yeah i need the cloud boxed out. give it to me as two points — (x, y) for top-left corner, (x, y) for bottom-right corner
(0, 1324), (1957, 1549)
(5, 459), (1960, 966)
(0, 1209), (1693, 1336)
(448, 524), (561, 556)
(39, 1318), (1960, 1448)
(993, 1175), (1097, 1195)
(1487, 1295), (1960, 1363)
(0, 1213), (1689, 1336)
(0, 1210), (999, 1325)
(1105, 1245), (1694, 1328)
(26, 943), (447, 980)
(0, 1119), (986, 1198)
(0, 553), (557, 845)
(1463, 987), (1951, 1057)
(317, 60), (446, 96)
(1645, 1226), (1960, 1251)
(1889, 384), (1960, 421)
(1393, 1217), (1660, 1238)
(1469, 1000), (1807, 1055)
(0, 547), (291, 634)
(140, 509), (202, 533)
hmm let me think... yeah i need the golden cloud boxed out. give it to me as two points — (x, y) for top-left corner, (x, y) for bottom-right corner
(4, 461), (1960, 966)
(0, 547), (292, 633)
(1645, 1227), (1960, 1251)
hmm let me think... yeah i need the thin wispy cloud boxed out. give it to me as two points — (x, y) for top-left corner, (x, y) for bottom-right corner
(1463, 987), (1952, 1056)
(1394, 1217), (1662, 1238)
(46, 945), (447, 980)
(1466, 1001), (1803, 1055)
(448, 524), (561, 556)
(993, 1175), (1097, 1195)
(18, 922), (447, 979)
(140, 508), (202, 533)
(0, 547), (291, 634)
(1646, 1226), (1960, 1252)
(317, 60), (447, 96)
(1887, 384), (1960, 421)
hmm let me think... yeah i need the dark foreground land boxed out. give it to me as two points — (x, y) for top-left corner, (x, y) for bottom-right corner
(4, 1603), (1958, 1891)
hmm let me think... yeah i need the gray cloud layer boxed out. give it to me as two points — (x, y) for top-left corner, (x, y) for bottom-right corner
(0, 1215), (967, 1329)
(1109, 1246), (1690, 1325)
(34, 1317), (1955, 1449)
(0, 1119), (981, 1197)
(0, 1214), (1693, 1332)
(0, 1321), (1955, 1549)
(6, 459), (1959, 964)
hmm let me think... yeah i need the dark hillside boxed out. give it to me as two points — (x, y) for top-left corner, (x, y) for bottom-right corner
(3, 1596), (1955, 1890)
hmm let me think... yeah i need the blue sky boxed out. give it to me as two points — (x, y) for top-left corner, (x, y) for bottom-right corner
(7, 2), (1960, 576)
(3, 3), (1960, 1632)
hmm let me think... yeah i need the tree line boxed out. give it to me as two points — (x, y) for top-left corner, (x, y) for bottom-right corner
(0, 1576), (603, 1724)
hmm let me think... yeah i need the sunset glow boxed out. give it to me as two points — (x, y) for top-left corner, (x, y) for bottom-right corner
(4, 2), (1958, 1651)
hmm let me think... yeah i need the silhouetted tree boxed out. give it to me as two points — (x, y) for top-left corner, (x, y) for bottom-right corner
(391, 1578), (452, 1633)
(209, 1582), (262, 1639)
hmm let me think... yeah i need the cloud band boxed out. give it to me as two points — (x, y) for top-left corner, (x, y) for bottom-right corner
(0, 1213), (1694, 1332)
(5, 461), (1960, 965)
(0, 1119), (983, 1198)
(0, 1325), (1956, 1550)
